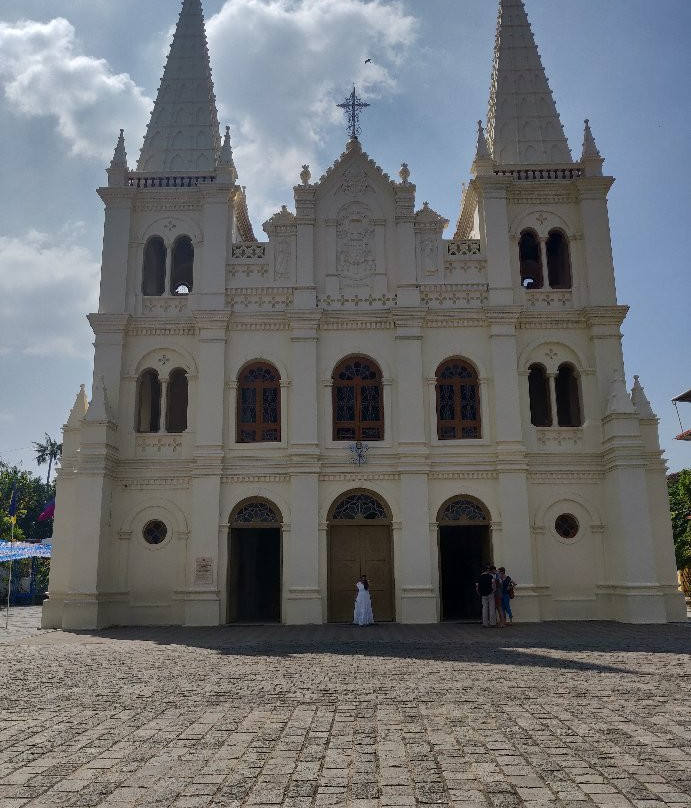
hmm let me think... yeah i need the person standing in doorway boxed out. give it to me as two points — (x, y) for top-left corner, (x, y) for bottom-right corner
(475, 565), (496, 627)
(490, 565), (505, 627)
(354, 574), (374, 626)
(498, 567), (515, 624)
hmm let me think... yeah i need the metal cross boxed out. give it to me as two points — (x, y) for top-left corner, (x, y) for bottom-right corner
(337, 86), (370, 140)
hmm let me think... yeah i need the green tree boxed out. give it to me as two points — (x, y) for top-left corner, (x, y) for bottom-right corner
(32, 433), (62, 493)
(667, 469), (691, 570)
(0, 461), (53, 543)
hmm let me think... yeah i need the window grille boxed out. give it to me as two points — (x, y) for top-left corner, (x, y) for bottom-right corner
(332, 493), (387, 521)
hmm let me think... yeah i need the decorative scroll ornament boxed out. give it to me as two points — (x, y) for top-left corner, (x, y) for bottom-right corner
(340, 163), (368, 196)
(337, 202), (375, 283)
(348, 441), (369, 467)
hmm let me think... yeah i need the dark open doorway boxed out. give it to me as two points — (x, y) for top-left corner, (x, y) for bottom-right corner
(439, 525), (491, 620)
(229, 527), (281, 623)
(437, 496), (492, 622)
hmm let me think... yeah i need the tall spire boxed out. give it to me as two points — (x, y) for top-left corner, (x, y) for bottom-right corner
(486, 0), (572, 166)
(137, 0), (221, 173)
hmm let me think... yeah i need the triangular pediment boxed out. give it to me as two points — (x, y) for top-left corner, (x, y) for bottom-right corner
(313, 138), (399, 222)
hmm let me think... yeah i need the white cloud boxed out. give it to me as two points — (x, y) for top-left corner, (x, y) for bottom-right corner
(0, 226), (99, 358)
(207, 0), (418, 223)
(0, 17), (151, 161)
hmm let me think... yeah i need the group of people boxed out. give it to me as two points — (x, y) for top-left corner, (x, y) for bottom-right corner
(354, 567), (516, 628)
(475, 565), (515, 627)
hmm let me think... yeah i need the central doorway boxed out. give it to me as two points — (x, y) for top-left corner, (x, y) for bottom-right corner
(328, 492), (394, 622)
(437, 497), (492, 621)
(228, 499), (282, 623)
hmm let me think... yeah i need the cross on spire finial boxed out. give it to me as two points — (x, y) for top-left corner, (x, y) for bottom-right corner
(337, 86), (370, 140)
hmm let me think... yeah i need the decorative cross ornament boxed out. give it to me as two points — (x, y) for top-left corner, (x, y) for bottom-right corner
(337, 86), (370, 140)
(348, 441), (369, 467)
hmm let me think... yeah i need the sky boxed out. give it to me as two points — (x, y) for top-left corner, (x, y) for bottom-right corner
(0, 0), (689, 481)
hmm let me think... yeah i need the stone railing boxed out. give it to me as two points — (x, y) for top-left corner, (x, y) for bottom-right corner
(447, 240), (481, 256)
(494, 167), (582, 181)
(231, 243), (266, 260)
(127, 175), (216, 189)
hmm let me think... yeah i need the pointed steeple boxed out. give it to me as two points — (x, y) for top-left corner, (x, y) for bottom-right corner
(486, 0), (572, 166)
(137, 0), (221, 173)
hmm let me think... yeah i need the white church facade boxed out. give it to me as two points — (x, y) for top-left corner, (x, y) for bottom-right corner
(42, 0), (685, 629)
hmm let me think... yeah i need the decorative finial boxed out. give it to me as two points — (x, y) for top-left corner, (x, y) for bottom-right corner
(217, 125), (238, 181)
(399, 162), (410, 184)
(110, 129), (128, 168)
(475, 120), (491, 161)
(85, 376), (115, 424)
(67, 383), (89, 426)
(606, 369), (636, 416)
(581, 119), (601, 160)
(631, 375), (656, 419)
(337, 86), (370, 141)
(300, 164), (311, 185)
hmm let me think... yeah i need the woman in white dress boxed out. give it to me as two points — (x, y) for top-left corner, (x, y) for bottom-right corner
(353, 574), (374, 626)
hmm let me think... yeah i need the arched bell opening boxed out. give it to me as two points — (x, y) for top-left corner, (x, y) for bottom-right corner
(437, 496), (492, 621)
(228, 498), (282, 623)
(327, 491), (394, 623)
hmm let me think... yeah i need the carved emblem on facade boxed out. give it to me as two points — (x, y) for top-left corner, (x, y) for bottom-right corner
(275, 237), (292, 279)
(337, 202), (375, 283)
(420, 234), (439, 275)
(340, 164), (368, 196)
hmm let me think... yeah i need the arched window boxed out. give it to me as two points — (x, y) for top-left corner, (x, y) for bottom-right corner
(332, 357), (384, 441)
(171, 236), (193, 295)
(546, 230), (572, 289)
(166, 368), (188, 433)
(142, 237), (166, 296)
(555, 363), (582, 426)
(436, 359), (481, 440)
(528, 364), (552, 427)
(519, 230), (543, 289)
(237, 363), (281, 443)
(136, 369), (161, 433)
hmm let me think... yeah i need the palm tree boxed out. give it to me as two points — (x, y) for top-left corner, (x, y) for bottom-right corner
(33, 433), (62, 493)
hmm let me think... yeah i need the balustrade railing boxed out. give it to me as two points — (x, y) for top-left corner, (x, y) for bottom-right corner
(231, 243), (266, 260)
(494, 167), (582, 181)
(447, 240), (482, 256)
(126, 175), (216, 189)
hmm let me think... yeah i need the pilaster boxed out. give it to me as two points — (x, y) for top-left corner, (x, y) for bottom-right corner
(474, 176), (514, 306)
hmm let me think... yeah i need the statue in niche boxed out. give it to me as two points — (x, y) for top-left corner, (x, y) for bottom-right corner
(275, 237), (291, 279)
(337, 202), (375, 284)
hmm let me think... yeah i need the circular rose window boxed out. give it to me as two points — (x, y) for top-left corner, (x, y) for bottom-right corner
(143, 520), (168, 545)
(554, 513), (579, 540)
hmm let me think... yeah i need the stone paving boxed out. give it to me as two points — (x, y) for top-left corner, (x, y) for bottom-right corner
(0, 607), (690, 808)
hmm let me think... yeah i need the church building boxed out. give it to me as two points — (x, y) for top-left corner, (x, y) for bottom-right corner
(42, 0), (685, 629)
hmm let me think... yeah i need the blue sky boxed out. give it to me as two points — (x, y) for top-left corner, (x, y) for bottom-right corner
(0, 0), (689, 479)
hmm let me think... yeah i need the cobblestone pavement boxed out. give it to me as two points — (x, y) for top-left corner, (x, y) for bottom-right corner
(1, 607), (690, 808)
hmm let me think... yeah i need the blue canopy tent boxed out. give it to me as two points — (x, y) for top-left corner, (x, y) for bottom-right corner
(1, 542), (51, 621)
(0, 541), (52, 561)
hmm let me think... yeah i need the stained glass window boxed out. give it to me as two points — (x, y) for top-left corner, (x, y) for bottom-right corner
(332, 493), (387, 521)
(439, 499), (489, 524)
(143, 520), (168, 544)
(237, 363), (281, 443)
(233, 501), (280, 524)
(555, 513), (579, 539)
(436, 359), (481, 440)
(332, 357), (384, 441)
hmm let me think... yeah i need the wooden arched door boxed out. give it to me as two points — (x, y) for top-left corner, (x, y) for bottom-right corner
(328, 492), (394, 622)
